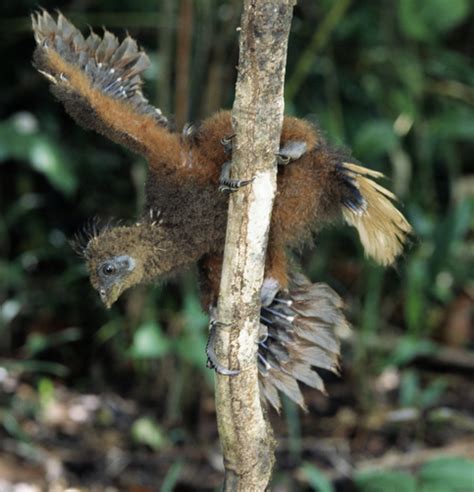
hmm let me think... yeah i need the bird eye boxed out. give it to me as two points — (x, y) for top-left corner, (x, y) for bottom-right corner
(101, 263), (116, 276)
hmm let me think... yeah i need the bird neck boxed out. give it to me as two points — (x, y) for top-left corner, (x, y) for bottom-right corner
(128, 222), (215, 283)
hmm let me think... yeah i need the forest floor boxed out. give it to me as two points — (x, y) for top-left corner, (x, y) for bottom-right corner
(1, 349), (473, 492)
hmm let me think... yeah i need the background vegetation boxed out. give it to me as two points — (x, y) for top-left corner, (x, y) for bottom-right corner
(0, 0), (472, 490)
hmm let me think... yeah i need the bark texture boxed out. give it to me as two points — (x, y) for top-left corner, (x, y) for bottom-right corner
(214, 1), (295, 490)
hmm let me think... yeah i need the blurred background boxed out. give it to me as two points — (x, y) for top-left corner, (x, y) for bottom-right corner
(0, 0), (473, 490)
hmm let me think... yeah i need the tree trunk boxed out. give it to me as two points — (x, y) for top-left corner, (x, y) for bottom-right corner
(213, 1), (295, 490)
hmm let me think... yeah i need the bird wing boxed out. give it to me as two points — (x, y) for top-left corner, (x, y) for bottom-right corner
(32, 10), (180, 163)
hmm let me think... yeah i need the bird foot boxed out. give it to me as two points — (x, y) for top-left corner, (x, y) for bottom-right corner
(275, 140), (308, 165)
(260, 277), (281, 307)
(218, 161), (254, 193)
(218, 177), (254, 193)
(220, 134), (235, 155)
(206, 319), (240, 376)
(218, 139), (308, 193)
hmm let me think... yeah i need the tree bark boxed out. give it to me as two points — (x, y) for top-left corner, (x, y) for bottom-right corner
(214, 1), (295, 490)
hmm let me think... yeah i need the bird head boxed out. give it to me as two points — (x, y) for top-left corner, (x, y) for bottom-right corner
(72, 221), (148, 309)
(88, 253), (140, 309)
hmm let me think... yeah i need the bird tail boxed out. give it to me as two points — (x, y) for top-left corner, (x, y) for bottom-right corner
(258, 273), (348, 412)
(340, 162), (412, 266)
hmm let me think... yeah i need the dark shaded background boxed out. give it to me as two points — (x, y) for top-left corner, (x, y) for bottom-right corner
(0, 0), (473, 490)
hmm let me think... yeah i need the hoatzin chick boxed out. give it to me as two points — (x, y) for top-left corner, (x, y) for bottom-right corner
(32, 11), (411, 411)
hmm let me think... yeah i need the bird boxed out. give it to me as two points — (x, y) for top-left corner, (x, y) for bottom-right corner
(32, 10), (411, 411)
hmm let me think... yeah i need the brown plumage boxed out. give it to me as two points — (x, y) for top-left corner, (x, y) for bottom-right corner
(32, 11), (411, 411)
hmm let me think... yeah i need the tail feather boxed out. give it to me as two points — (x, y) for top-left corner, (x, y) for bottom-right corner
(258, 273), (347, 412)
(286, 360), (326, 392)
(341, 162), (412, 266)
(259, 377), (281, 411)
(294, 318), (340, 353)
(265, 368), (307, 410)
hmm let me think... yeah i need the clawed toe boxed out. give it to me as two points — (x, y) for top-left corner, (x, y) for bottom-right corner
(218, 177), (254, 193)
(206, 354), (241, 376)
(218, 160), (254, 193)
(220, 134), (235, 154)
(276, 153), (291, 165)
(206, 319), (240, 376)
(276, 140), (308, 166)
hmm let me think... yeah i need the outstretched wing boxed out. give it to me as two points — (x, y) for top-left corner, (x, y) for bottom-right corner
(32, 10), (180, 162)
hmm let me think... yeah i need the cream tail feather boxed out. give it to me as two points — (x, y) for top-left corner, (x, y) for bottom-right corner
(342, 162), (412, 266)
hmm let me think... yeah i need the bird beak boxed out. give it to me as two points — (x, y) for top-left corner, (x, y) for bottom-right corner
(98, 284), (122, 309)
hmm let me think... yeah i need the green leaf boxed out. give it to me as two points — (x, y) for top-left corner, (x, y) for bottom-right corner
(354, 120), (398, 160)
(419, 378), (447, 408)
(174, 289), (209, 367)
(161, 460), (184, 492)
(428, 108), (474, 141)
(175, 331), (207, 367)
(3, 359), (69, 377)
(182, 291), (208, 332)
(131, 416), (167, 450)
(399, 369), (420, 407)
(0, 299), (22, 327)
(387, 337), (437, 367)
(24, 327), (81, 356)
(389, 89), (417, 120)
(29, 138), (77, 195)
(2, 413), (32, 443)
(96, 320), (124, 345)
(355, 470), (416, 492)
(404, 257), (430, 335)
(129, 321), (171, 359)
(418, 457), (474, 491)
(398, 0), (430, 40)
(38, 377), (55, 408)
(302, 463), (335, 492)
(398, 0), (471, 41)
(0, 114), (77, 196)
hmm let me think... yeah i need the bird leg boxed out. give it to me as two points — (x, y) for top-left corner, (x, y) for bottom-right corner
(206, 318), (240, 376)
(206, 278), (292, 375)
(219, 134), (253, 192)
(276, 141), (308, 165)
(218, 160), (254, 193)
(220, 134), (235, 155)
(260, 277), (281, 307)
(218, 139), (308, 193)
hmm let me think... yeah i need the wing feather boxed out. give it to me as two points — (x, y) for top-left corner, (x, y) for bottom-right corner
(32, 11), (180, 163)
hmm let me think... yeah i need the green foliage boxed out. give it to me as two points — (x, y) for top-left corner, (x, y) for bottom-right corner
(418, 457), (474, 492)
(355, 457), (474, 492)
(353, 120), (398, 160)
(404, 199), (473, 334)
(24, 327), (82, 357)
(399, 369), (447, 409)
(398, 0), (471, 40)
(356, 470), (416, 492)
(37, 377), (55, 409)
(175, 290), (209, 367)
(302, 463), (335, 492)
(131, 416), (168, 450)
(161, 460), (185, 492)
(283, 395), (302, 462)
(128, 287), (208, 366)
(386, 337), (437, 367)
(129, 321), (171, 359)
(0, 113), (77, 196)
